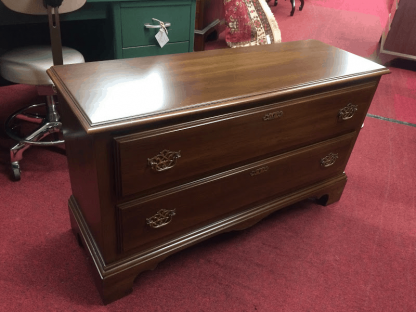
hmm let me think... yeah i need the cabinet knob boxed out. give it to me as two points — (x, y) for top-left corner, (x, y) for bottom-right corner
(338, 103), (358, 120)
(148, 149), (181, 172)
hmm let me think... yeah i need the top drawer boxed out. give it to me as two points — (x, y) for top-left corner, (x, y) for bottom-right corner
(120, 2), (192, 48)
(114, 82), (377, 197)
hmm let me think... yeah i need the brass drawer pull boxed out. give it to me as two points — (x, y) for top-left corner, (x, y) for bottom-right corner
(146, 209), (176, 228)
(263, 111), (283, 121)
(338, 103), (358, 120)
(321, 153), (338, 167)
(250, 166), (269, 176)
(148, 149), (181, 172)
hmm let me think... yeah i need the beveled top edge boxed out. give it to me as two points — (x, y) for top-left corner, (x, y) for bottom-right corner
(49, 66), (389, 134)
(48, 40), (390, 134)
(92, 69), (388, 121)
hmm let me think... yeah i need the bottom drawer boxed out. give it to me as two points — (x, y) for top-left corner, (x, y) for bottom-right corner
(122, 42), (190, 59)
(117, 132), (356, 252)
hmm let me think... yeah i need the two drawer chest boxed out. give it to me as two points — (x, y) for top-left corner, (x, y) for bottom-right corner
(47, 40), (389, 304)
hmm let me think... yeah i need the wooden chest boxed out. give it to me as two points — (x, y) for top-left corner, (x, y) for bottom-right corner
(47, 40), (389, 304)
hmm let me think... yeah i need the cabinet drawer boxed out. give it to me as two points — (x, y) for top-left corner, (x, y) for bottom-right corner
(115, 83), (376, 197)
(117, 133), (355, 253)
(122, 42), (190, 59)
(120, 4), (191, 48)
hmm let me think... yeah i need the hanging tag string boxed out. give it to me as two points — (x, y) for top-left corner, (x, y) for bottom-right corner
(152, 18), (168, 34)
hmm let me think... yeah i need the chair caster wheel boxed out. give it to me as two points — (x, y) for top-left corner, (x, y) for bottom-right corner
(11, 162), (21, 181)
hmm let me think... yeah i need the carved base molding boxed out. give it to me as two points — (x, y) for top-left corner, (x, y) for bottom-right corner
(69, 173), (347, 304)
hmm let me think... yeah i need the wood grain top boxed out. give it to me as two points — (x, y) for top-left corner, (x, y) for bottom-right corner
(47, 40), (389, 132)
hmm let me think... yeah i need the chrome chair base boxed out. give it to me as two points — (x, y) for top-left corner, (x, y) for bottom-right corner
(5, 92), (64, 181)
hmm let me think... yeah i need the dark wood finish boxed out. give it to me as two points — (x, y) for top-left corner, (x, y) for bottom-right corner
(380, 0), (416, 60)
(115, 83), (376, 197)
(49, 40), (388, 131)
(70, 173), (349, 304)
(118, 132), (355, 253)
(47, 40), (389, 304)
(194, 0), (220, 30)
(194, 0), (225, 51)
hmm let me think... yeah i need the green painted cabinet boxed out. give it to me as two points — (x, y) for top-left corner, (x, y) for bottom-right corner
(0, 0), (196, 61)
(112, 0), (196, 59)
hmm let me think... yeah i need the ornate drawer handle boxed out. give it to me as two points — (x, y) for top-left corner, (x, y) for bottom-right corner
(338, 103), (358, 120)
(250, 166), (269, 176)
(263, 111), (283, 121)
(146, 209), (176, 228)
(148, 149), (181, 172)
(321, 153), (338, 167)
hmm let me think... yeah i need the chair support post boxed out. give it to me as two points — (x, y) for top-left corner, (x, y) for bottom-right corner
(47, 6), (63, 66)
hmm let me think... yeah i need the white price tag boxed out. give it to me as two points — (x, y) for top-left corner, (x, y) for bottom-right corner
(266, 35), (271, 44)
(155, 28), (169, 48)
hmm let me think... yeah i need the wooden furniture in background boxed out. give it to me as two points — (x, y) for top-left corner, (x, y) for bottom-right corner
(194, 0), (225, 51)
(47, 40), (389, 304)
(112, 0), (196, 59)
(0, 0), (196, 60)
(380, 0), (416, 60)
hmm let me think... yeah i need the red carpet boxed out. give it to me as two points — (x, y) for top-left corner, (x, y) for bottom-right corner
(206, 0), (416, 126)
(1, 0), (416, 310)
(368, 60), (416, 124)
(272, 3), (381, 57)
(207, 0), (390, 57)
(1, 116), (415, 311)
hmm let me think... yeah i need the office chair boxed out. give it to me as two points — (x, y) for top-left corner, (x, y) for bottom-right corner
(0, 0), (86, 181)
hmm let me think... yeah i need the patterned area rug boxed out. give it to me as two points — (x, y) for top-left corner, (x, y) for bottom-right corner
(224, 0), (281, 48)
